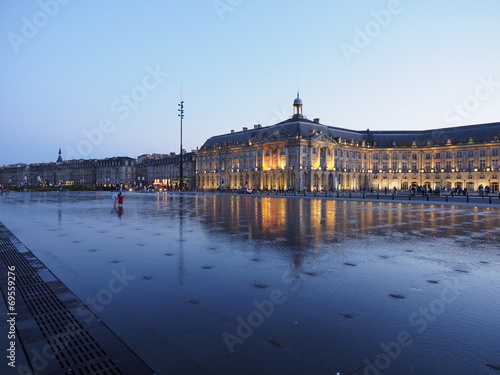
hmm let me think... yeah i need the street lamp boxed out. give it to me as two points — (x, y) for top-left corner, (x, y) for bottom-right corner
(178, 99), (184, 190)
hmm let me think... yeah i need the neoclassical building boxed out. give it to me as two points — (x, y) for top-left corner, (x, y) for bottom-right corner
(196, 95), (500, 192)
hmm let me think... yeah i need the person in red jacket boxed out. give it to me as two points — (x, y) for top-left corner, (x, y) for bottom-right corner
(117, 192), (124, 206)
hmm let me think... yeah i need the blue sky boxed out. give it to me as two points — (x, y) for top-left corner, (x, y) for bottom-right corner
(1, 0), (500, 165)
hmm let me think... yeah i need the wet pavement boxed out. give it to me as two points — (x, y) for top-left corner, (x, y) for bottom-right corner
(0, 191), (499, 375)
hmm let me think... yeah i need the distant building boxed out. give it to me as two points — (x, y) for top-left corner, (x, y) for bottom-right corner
(136, 151), (196, 189)
(196, 94), (500, 192)
(0, 151), (136, 187)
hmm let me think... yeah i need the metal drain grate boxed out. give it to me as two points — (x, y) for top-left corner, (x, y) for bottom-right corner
(0, 223), (153, 375)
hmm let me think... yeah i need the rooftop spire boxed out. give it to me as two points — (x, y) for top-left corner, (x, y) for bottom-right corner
(293, 93), (303, 119)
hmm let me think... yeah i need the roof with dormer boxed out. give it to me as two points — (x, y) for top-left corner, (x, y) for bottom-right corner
(202, 117), (500, 150)
(200, 94), (500, 150)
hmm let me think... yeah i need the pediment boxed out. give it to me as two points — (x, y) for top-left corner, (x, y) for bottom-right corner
(312, 133), (337, 143)
(261, 133), (284, 144)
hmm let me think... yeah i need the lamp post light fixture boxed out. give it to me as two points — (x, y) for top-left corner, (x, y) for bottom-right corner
(178, 99), (184, 190)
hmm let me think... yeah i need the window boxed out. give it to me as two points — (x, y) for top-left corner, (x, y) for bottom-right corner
(412, 154), (418, 160)
(457, 160), (463, 170)
(382, 162), (388, 171)
(435, 153), (441, 159)
(445, 152), (452, 159)
(402, 154), (408, 160)
(479, 160), (486, 169)
(402, 162), (408, 171)
(493, 160), (499, 169)
(312, 148), (317, 155)
(373, 154), (379, 160)
(411, 162), (417, 171)
(425, 153), (431, 160)
(435, 162), (441, 170)
(382, 154), (389, 160)
(456, 151), (463, 158)
(468, 150), (474, 158)
(392, 153), (398, 160)
(468, 160), (474, 170)
(302, 147), (307, 153)
(491, 149), (499, 157)
(445, 161), (452, 171)
(479, 150), (486, 157)
(392, 162), (398, 171)
(373, 163), (379, 171)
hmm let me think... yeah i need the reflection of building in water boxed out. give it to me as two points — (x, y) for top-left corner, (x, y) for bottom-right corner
(197, 95), (500, 192)
(192, 195), (500, 254)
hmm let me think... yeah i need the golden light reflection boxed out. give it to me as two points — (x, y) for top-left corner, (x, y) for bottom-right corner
(192, 196), (500, 249)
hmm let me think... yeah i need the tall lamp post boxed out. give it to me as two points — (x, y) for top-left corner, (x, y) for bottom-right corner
(178, 99), (184, 190)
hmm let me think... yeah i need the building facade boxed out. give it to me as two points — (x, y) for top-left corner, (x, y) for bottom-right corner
(196, 95), (500, 192)
(136, 152), (196, 189)
(0, 154), (137, 187)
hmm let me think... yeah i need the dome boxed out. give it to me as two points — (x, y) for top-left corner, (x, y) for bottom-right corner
(293, 96), (303, 106)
